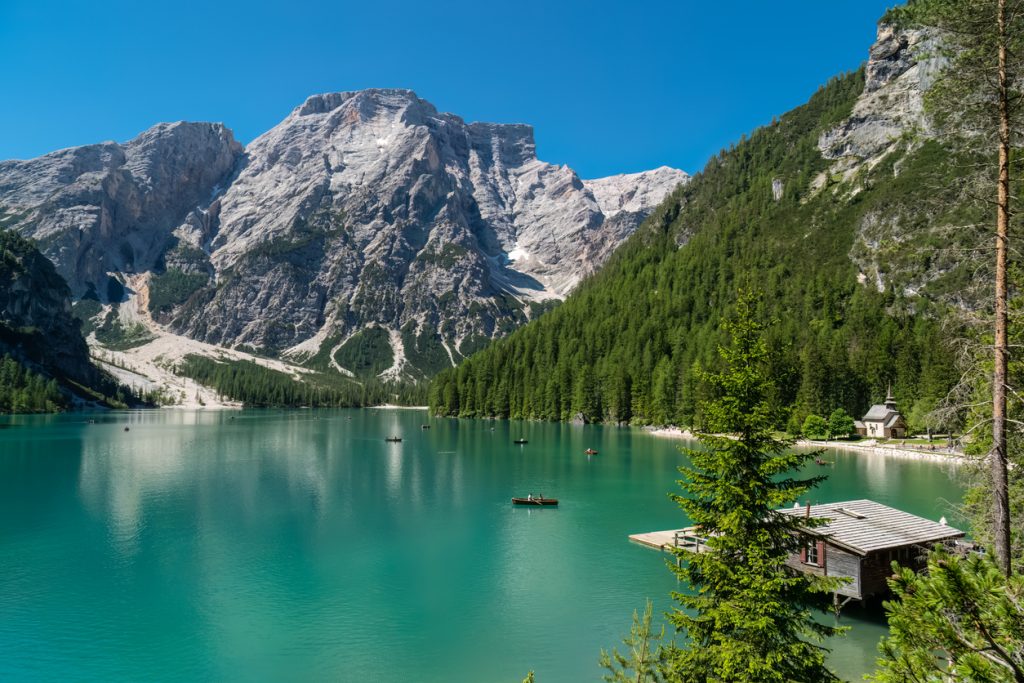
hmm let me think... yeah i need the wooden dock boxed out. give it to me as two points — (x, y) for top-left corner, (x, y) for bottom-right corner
(629, 526), (712, 554)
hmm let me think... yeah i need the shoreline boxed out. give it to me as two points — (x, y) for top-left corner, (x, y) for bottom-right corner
(798, 438), (970, 465)
(369, 404), (429, 410)
(644, 426), (971, 466)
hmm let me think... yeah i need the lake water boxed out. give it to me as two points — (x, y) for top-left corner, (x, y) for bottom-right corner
(0, 409), (967, 681)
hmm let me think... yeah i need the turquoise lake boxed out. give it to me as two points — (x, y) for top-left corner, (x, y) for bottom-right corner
(0, 409), (968, 681)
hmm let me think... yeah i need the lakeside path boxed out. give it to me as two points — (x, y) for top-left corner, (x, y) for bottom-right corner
(645, 427), (971, 466)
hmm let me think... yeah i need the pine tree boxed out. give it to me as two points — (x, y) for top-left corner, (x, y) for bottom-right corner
(664, 294), (843, 682)
(892, 0), (1024, 576)
(872, 550), (1024, 682)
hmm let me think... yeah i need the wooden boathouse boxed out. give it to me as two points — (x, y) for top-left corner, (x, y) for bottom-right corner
(630, 499), (964, 602)
(778, 499), (964, 601)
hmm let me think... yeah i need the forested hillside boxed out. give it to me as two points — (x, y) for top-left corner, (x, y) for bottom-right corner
(174, 355), (427, 408)
(429, 68), (969, 431)
(0, 229), (148, 412)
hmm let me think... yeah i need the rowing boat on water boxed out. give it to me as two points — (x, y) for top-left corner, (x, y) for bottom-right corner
(511, 496), (558, 506)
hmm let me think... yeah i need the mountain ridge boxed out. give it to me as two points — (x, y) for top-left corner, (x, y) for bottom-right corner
(0, 89), (686, 387)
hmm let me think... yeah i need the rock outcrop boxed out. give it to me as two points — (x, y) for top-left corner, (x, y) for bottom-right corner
(0, 122), (243, 298)
(816, 23), (982, 308)
(818, 24), (941, 163)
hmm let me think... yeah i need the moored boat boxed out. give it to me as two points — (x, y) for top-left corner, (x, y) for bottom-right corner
(385, 437), (402, 443)
(513, 438), (528, 445)
(585, 448), (598, 455)
(511, 496), (558, 506)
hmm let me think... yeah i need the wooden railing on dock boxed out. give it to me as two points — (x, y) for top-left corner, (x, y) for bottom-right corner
(629, 526), (712, 554)
(674, 528), (711, 553)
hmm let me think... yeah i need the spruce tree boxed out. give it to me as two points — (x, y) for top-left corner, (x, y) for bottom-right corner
(664, 294), (842, 682)
(600, 600), (667, 683)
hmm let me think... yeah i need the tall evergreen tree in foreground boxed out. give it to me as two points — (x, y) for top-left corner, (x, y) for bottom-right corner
(891, 0), (1024, 577)
(664, 294), (842, 682)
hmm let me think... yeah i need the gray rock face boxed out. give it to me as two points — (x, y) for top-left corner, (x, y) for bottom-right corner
(817, 23), (976, 308)
(170, 89), (686, 374)
(818, 24), (940, 162)
(0, 91), (685, 379)
(0, 122), (243, 298)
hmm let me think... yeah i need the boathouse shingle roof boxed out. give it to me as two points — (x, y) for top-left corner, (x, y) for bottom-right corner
(778, 499), (964, 556)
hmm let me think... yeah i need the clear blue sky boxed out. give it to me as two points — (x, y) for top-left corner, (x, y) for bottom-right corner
(0, 0), (898, 179)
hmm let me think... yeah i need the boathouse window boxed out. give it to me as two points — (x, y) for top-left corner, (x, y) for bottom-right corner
(800, 539), (824, 567)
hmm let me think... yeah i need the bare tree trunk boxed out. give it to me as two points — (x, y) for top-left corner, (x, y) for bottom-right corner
(992, 0), (1013, 577)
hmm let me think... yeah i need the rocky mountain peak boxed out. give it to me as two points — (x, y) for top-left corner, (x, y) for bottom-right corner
(173, 89), (688, 376)
(0, 90), (685, 381)
(585, 166), (689, 218)
(0, 122), (243, 297)
(865, 24), (917, 93)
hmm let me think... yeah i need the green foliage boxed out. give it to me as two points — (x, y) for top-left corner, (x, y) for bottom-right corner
(664, 295), (843, 683)
(959, 296), (1024, 573)
(173, 354), (426, 408)
(71, 298), (103, 334)
(520, 673), (535, 683)
(801, 414), (829, 440)
(415, 242), (470, 268)
(0, 354), (66, 413)
(148, 269), (209, 315)
(599, 599), (667, 683)
(0, 230), (150, 410)
(400, 323), (454, 379)
(827, 408), (855, 439)
(905, 397), (938, 435)
(93, 308), (154, 350)
(430, 70), (959, 428)
(334, 327), (394, 377)
(872, 550), (1024, 682)
(243, 210), (347, 261)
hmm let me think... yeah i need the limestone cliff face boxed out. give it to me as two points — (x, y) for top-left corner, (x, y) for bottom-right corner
(0, 92), (685, 379)
(166, 90), (685, 375)
(818, 24), (941, 165)
(816, 23), (983, 307)
(0, 122), (243, 298)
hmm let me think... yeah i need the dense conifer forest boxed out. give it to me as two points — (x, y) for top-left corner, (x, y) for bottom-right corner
(0, 355), (66, 413)
(430, 69), (965, 430)
(175, 354), (428, 408)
